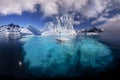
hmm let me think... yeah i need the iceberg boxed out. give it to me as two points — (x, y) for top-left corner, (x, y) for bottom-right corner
(23, 36), (79, 77)
(27, 25), (41, 35)
(79, 38), (113, 71)
(41, 14), (76, 36)
(22, 36), (113, 77)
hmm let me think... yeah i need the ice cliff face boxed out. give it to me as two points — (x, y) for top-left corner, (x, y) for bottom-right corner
(41, 14), (76, 36)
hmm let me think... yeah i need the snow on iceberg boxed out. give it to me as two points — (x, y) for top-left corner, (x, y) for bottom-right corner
(41, 14), (76, 36)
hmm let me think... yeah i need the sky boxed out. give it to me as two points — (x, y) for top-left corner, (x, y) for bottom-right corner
(0, 0), (120, 29)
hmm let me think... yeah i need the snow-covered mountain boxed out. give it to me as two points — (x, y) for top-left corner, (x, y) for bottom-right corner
(0, 23), (40, 35)
(0, 23), (20, 32)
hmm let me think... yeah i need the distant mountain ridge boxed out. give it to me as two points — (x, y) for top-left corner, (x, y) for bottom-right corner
(0, 23), (41, 35)
(0, 23), (21, 32)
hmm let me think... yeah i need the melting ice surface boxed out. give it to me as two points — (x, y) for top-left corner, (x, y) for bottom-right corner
(22, 36), (113, 77)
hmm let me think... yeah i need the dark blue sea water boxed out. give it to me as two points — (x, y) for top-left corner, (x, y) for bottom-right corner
(0, 31), (120, 79)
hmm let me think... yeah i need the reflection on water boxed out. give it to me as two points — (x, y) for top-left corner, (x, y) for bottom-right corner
(23, 36), (113, 77)
(0, 33), (26, 77)
(0, 32), (21, 45)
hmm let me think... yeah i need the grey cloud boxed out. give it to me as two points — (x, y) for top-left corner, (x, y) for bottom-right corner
(0, 0), (120, 20)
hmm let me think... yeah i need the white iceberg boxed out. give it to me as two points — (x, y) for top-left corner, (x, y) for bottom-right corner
(41, 14), (76, 36)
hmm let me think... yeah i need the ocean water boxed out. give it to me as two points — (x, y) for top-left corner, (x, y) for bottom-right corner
(0, 32), (120, 79)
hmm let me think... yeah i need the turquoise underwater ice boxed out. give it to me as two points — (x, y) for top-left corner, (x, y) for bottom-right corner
(22, 36), (113, 77)
(79, 38), (113, 70)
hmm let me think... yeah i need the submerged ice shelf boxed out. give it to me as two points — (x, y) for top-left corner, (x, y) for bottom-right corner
(22, 36), (113, 77)
(80, 38), (113, 69)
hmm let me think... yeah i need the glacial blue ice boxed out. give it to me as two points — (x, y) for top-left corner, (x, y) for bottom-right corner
(23, 36), (79, 77)
(79, 38), (113, 70)
(22, 36), (113, 77)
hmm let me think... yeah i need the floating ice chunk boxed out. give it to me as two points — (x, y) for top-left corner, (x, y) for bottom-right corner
(19, 61), (22, 66)
(56, 37), (69, 42)
(86, 32), (99, 36)
(79, 38), (113, 70)
(27, 25), (41, 35)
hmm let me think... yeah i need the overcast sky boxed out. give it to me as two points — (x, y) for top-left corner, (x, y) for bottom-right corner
(0, 0), (120, 29)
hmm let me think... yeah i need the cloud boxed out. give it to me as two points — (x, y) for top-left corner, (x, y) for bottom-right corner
(57, 0), (87, 14)
(0, 0), (37, 15)
(92, 14), (120, 25)
(37, 0), (58, 16)
(0, 0), (120, 19)
(74, 21), (81, 25)
(91, 0), (120, 25)
(0, 0), (110, 16)
(0, 0), (59, 16)
(106, 14), (120, 22)
(92, 16), (107, 24)
(81, 0), (111, 18)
